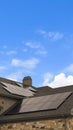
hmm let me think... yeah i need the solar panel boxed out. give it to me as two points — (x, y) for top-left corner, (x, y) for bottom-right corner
(16, 83), (23, 87)
(1, 82), (35, 97)
(19, 91), (72, 113)
(15, 82), (37, 92)
(28, 87), (37, 92)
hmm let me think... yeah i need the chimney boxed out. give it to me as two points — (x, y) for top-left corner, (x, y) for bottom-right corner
(23, 76), (32, 87)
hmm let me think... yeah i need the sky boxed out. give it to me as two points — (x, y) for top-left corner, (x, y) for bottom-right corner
(0, 0), (73, 88)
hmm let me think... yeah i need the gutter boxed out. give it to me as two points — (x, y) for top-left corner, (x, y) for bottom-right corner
(0, 113), (72, 124)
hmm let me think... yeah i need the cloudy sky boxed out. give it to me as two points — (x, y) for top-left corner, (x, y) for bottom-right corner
(0, 0), (73, 88)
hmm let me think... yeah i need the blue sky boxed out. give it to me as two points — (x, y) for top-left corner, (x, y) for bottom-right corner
(0, 0), (73, 87)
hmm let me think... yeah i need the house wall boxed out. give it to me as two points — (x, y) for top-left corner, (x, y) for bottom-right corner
(0, 117), (73, 130)
(0, 96), (17, 115)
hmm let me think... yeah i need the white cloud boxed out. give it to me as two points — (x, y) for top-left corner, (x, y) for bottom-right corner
(25, 41), (48, 56)
(38, 30), (46, 35)
(42, 72), (53, 86)
(38, 29), (64, 41)
(23, 48), (28, 52)
(0, 66), (6, 70)
(3, 45), (7, 49)
(0, 50), (17, 55)
(25, 42), (40, 49)
(6, 50), (17, 55)
(65, 64), (73, 73)
(11, 58), (39, 69)
(48, 32), (64, 40)
(7, 71), (22, 81)
(0, 51), (4, 55)
(36, 49), (48, 55)
(42, 73), (73, 88)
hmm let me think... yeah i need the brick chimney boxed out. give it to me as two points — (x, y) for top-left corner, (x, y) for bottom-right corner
(23, 76), (32, 87)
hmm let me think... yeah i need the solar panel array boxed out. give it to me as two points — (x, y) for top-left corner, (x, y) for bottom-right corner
(14, 82), (37, 92)
(19, 91), (71, 113)
(1, 82), (35, 97)
(16, 83), (37, 92)
(24, 86), (37, 92)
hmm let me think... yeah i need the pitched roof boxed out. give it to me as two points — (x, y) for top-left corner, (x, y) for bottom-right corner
(0, 77), (73, 123)
(0, 77), (36, 99)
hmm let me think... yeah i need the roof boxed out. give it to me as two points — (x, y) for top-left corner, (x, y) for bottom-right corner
(0, 77), (36, 99)
(0, 77), (73, 123)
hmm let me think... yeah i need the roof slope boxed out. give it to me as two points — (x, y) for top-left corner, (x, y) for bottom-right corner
(0, 77), (73, 123)
(0, 77), (36, 99)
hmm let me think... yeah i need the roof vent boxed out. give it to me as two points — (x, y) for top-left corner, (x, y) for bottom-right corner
(23, 76), (32, 87)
